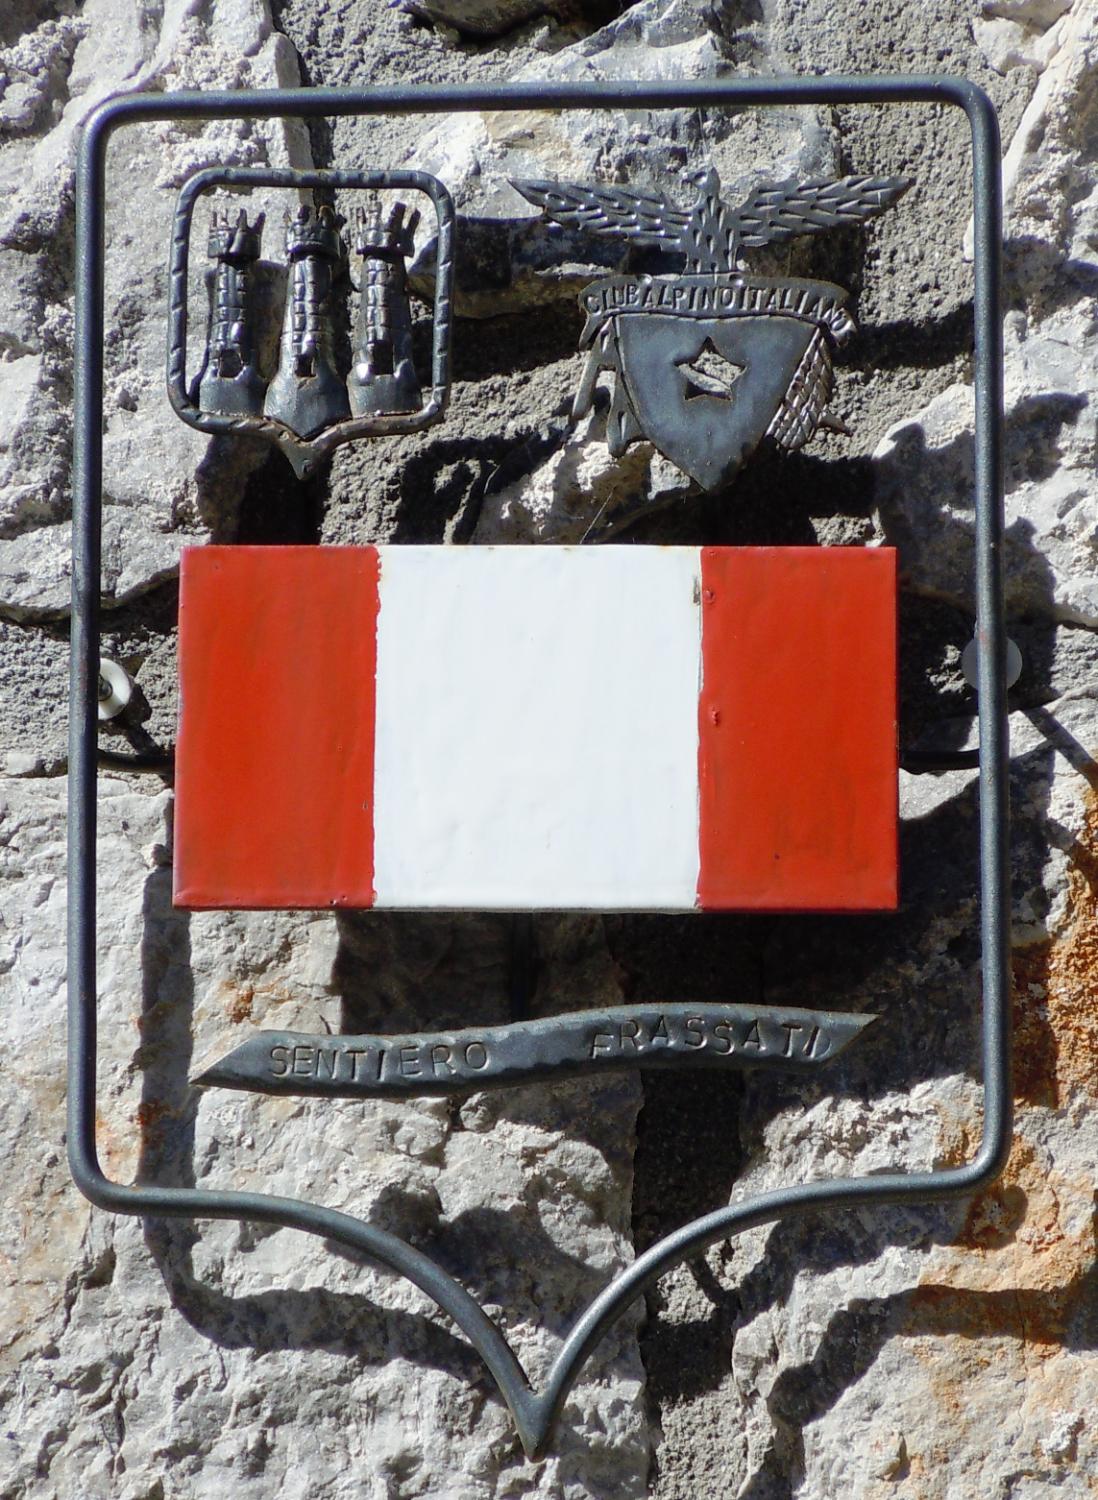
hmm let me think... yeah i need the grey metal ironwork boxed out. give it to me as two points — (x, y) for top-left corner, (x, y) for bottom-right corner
(263, 203), (350, 437)
(167, 164), (454, 477)
(515, 169), (910, 271)
(195, 208), (267, 418)
(513, 168), (909, 486)
(69, 77), (1009, 1459)
(194, 1001), (876, 1099)
(348, 197), (424, 417)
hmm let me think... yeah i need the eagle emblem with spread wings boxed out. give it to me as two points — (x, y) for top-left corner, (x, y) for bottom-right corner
(514, 167), (909, 273)
(512, 167), (910, 490)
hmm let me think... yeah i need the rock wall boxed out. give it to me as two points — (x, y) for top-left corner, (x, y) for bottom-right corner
(2, 0), (1097, 1496)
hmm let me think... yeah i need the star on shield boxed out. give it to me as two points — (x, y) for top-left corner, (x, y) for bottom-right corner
(676, 338), (745, 402)
(616, 315), (823, 490)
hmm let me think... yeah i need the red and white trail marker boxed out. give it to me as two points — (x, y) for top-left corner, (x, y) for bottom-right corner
(173, 545), (897, 913)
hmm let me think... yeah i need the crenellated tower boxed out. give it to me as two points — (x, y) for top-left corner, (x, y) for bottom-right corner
(347, 197), (423, 418)
(264, 203), (350, 438)
(196, 207), (266, 418)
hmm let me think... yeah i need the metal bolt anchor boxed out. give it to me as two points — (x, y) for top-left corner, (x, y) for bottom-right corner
(97, 658), (133, 722)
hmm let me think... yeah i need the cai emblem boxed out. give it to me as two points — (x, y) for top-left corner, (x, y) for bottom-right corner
(514, 169), (910, 490)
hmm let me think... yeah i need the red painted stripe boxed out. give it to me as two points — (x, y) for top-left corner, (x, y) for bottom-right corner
(698, 547), (897, 912)
(173, 546), (379, 909)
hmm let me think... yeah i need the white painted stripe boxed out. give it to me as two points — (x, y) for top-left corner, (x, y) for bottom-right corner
(371, 546), (703, 910)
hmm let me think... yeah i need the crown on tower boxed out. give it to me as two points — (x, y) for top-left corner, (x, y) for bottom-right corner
(284, 203), (344, 261)
(353, 197), (420, 259)
(208, 207), (265, 261)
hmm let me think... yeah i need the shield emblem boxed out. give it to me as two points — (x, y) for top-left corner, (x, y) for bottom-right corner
(617, 314), (818, 490)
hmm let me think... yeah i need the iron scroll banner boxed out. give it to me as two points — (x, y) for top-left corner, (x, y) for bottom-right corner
(70, 79), (1010, 1460)
(196, 1004), (875, 1099)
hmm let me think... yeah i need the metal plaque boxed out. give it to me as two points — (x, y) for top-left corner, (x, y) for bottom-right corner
(196, 1003), (876, 1099)
(167, 166), (454, 477)
(68, 79), (1010, 1460)
(170, 544), (898, 915)
(513, 168), (908, 487)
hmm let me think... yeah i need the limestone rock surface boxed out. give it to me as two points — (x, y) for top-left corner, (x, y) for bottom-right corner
(1, 772), (648, 1497)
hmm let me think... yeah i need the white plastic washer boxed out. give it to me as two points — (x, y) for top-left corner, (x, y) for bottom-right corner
(961, 636), (1022, 691)
(98, 658), (133, 721)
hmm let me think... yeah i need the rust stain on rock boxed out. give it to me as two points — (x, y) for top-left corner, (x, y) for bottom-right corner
(902, 780), (1098, 1409)
(95, 1105), (139, 1181)
(223, 981), (255, 1024)
(908, 1130), (1096, 1374)
(1012, 781), (1098, 1107)
(211, 976), (305, 1027)
(1011, 942), (1060, 1108)
(134, 1098), (170, 1132)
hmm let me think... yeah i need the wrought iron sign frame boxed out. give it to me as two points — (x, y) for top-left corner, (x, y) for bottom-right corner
(68, 77), (1010, 1459)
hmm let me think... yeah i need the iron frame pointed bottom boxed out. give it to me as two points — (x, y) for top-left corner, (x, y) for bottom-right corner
(69, 76), (1008, 1460)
